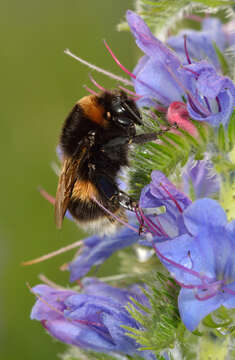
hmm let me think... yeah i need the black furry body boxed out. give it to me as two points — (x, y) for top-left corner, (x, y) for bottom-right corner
(57, 91), (141, 231)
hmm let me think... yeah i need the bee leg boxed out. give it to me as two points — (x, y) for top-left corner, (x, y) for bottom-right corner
(132, 124), (177, 145)
(95, 174), (137, 212)
(100, 136), (129, 151)
(117, 191), (137, 212)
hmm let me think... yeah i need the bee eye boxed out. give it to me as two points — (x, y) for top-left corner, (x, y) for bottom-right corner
(112, 102), (126, 115)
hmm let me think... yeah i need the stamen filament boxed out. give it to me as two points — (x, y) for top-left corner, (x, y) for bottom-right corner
(182, 66), (199, 78)
(187, 95), (207, 117)
(104, 40), (136, 80)
(92, 196), (139, 234)
(138, 206), (163, 236)
(88, 74), (108, 92)
(155, 215), (169, 237)
(184, 35), (192, 65)
(160, 183), (183, 213)
(216, 96), (222, 112)
(118, 85), (142, 99)
(204, 96), (212, 112)
(27, 282), (66, 317)
(83, 85), (98, 95)
(38, 274), (67, 290)
(138, 207), (162, 236)
(152, 242), (212, 282)
(134, 206), (148, 234)
(103, 41), (169, 105)
(22, 240), (83, 266)
(38, 187), (55, 205)
(195, 291), (218, 301)
(223, 286), (235, 295)
(166, 65), (211, 117)
(65, 49), (133, 86)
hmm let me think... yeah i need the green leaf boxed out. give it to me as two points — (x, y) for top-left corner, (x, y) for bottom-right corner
(228, 109), (235, 150)
(124, 272), (181, 354)
(203, 314), (232, 329)
(213, 42), (230, 76)
(161, 131), (190, 151)
(118, 0), (234, 36)
(217, 123), (227, 153)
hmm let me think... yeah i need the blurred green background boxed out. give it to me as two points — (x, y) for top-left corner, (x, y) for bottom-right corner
(0, 1), (135, 359)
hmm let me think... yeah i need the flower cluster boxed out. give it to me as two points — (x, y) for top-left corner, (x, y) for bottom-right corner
(29, 4), (235, 360)
(31, 279), (155, 359)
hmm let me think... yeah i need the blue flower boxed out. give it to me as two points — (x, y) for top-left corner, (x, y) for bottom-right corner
(155, 199), (235, 331)
(167, 18), (229, 70)
(31, 281), (156, 359)
(139, 170), (191, 240)
(182, 157), (221, 200)
(126, 10), (235, 127)
(69, 217), (140, 281)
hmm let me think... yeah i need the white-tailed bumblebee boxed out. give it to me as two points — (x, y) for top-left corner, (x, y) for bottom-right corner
(55, 91), (166, 235)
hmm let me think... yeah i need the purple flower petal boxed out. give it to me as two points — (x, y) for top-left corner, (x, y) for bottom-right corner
(183, 198), (227, 235)
(167, 17), (228, 70)
(127, 11), (235, 127)
(69, 223), (139, 281)
(126, 10), (180, 67)
(83, 277), (149, 307)
(182, 157), (221, 199)
(178, 288), (223, 331)
(154, 198), (235, 330)
(31, 282), (155, 359)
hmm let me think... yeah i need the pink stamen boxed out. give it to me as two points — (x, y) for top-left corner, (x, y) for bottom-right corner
(152, 242), (212, 282)
(160, 183), (183, 213)
(154, 215), (169, 237)
(166, 65), (211, 117)
(88, 74), (108, 92)
(39, 187), (55, 205)
(223, 286), (235, 296)
(195, 291), (218, 301)
(138, 206), (163, 236)
(65, 49), (133, 86)
(138, 207), (164, 236)
(22, 239), (83, 266)
(104, 41), (169, 106)
(174, 279), (202, 289)
(104, 40), (136, 80)
(184, 35), (192, 65)
(92, 196), (139, 234)
(181, 66), (199, 78)
(118, 86), (141, 98)
(204, 96), (212, 112)
(83, 85), (98, 95)
(216, 96), (222, 112)
(134, 206), (148, 234)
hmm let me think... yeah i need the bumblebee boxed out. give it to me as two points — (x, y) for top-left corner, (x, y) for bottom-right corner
(55, 91), (164, 235)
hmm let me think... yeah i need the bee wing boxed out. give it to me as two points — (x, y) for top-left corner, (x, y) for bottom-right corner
(55, 157), (79, 228)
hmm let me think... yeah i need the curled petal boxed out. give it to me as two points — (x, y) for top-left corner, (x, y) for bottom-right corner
(69, 224), (139, 281)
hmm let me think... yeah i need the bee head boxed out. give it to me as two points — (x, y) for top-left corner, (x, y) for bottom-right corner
(99, 91), (142, 129)
(110, 92), (143, 127)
